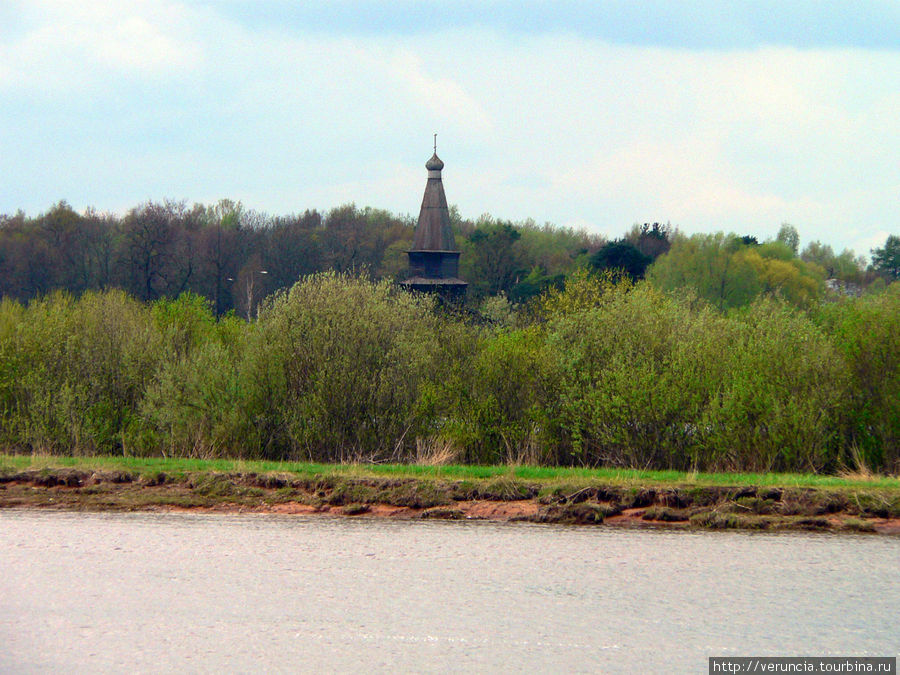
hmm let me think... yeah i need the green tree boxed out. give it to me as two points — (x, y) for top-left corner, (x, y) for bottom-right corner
(776, 223), (800, 255)
(1, 290), (162, 454)
(624, 222), (672, 260)
(541, 277), (737, 469)
(461, 219), (523, 297)
(701, 299), (848, 472)
(250, 272), (450, 461)
(649, 232), (822, 310)
(737, 247), (823, 308)
(589, 240), (651, 280)
(647, 233), (761, 310)
(507, 266), (565, 304)
(815, 285), (900, 473)
(515, 220), (605, 275)
(436, 327), (561, 465)
(871, 234), (900, 280)
(802, 240), (866, 284)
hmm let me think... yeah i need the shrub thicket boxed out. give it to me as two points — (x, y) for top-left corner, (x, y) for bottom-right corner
(699, 299), (848, 473)
(0, 290), (160, 454)
(249, 273), (451, 462)
(543, 274), (734, 470)
(814, 284), (900, 473)
(0, 273), (897, 473)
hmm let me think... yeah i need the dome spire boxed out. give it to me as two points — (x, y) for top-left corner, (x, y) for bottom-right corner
(426, 132), (444, 172)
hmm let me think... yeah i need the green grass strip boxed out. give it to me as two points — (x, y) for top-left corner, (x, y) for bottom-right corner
(2, 454), (898, 491)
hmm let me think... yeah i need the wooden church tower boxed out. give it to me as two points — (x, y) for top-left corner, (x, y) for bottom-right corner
(401, 138), (467, 299)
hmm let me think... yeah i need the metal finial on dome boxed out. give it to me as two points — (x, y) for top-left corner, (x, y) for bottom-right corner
(425, 133), (444, 171)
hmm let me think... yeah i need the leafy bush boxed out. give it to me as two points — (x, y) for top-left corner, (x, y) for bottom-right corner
(140, 314), (251, 458)
(545, 278), (732, 468)
(0, 290), (160, 454)
(249, 272), (449, 462)
(700, 299), (849, 473)
(815, 284), (900, 472)
(434, 326), (562, 465)
(0, 272), (896, 475)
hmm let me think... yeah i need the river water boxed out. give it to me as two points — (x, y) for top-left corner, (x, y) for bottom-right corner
(1, 510), (897, 673)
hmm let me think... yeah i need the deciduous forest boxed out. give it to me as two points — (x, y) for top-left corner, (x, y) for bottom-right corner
(1, 200), (898, 474)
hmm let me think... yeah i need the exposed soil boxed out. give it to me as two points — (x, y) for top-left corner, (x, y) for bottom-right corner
(1, 468), (899, 534)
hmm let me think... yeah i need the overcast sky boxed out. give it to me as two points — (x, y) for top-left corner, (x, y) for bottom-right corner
(2, 1), (898, 256)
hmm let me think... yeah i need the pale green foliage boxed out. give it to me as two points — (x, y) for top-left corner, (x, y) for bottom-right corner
(252, 272), (447, 461)
(434, 327), (561, 465)
(736, 247), (823, 308)
(527, 274), (853, 472)
(140, 301), (249, 458)
(649, 232), (823, 310)
(545, 281), (732, 468)
(0, 298), (26, 442)
(0, 290), (160, 453)
(757, 241), (794, 261)
(478, 293), (517, 327)
(150, 292), (218, 359)
(538, 267), (620, 316)
(0, 271), (897, 474)
(801, 241), (866, 284)
(815, 284), (900, 472)
(701, 299), (848, 472)
(647, 233), (758, 310)
(514, 220), (602, 277)
(776, 223), (800, 255)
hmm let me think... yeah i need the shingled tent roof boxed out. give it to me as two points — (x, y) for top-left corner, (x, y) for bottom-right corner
(411, 152), (458, 252)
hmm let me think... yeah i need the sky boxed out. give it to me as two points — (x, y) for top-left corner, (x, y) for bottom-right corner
(1, 1), (898, 257)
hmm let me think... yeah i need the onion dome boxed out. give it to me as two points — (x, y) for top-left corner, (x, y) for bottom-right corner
(425, 153), (444, 171)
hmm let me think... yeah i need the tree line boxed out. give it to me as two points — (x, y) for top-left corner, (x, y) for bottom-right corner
(3, 201), (897, 318)
(0, 200), (606, 315)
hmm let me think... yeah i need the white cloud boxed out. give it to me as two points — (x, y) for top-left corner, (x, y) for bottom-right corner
(1, 0), (202, 91)
(385, 50), (493, 133)
(1, 6), (898, 255)
(431, 38), (900, 250)
(92, 14), (199, 72)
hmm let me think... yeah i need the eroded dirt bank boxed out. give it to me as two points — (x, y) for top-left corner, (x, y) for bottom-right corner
(2, 468), (899, 534)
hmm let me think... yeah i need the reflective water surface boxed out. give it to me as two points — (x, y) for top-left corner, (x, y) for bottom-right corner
(1, 510), (897, 673)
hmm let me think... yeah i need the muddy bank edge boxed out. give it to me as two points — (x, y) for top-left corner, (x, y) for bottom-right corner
(2, 465), (900, 534)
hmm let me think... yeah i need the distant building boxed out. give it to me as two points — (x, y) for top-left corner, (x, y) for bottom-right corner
(401, 146), (467, 300)
(824, 278), (863, 298)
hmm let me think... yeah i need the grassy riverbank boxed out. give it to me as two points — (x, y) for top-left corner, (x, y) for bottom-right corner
(2, 455), (899, 533)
